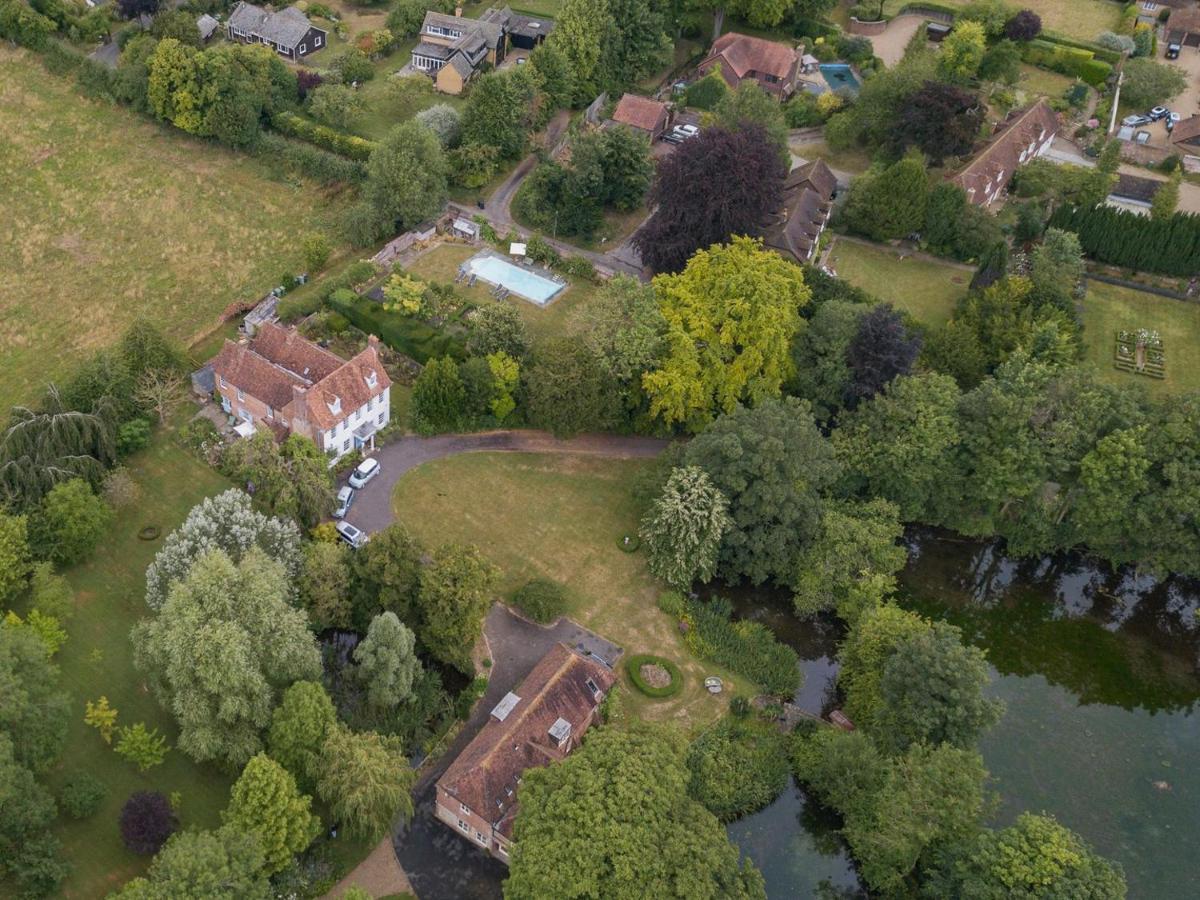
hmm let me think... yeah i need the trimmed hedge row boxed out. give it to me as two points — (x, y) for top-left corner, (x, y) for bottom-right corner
(625, 654), (684, 698)
(254, 133), (367, 184)
(1049, 204), (1200, 277)
(327, 291), (467, 363)
(272, 111), (378, 161)
(1022, 39), (1112, 87)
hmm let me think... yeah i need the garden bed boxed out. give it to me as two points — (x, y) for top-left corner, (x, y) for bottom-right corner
(625, 654), (684, 698)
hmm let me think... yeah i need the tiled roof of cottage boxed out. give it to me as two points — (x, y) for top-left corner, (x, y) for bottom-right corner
(1170, 114), (1200, 145)
(437, 644), (615, 837)
(762, 158), (836, 263)
(1167, 7), (1200, 33)
(197, 13), (219, 40)
(786, 158), (837, 199)
(950, 99), (1060, 203)
(611, 93), (668, 132)
(703, 32), (797, 81)
(213, 326), (390, 431)
(1110, 173), (1162, 204)
(227, 1), (318, 47)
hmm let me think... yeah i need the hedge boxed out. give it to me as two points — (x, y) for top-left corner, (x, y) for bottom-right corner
(328, 291), (466, 363)
(1049, 204), (1200, 277)
(271, 111), (378, 161)
(254, 133), (367, 184)
(1021, 40), (1112, 87)
(1038, 31), (1122, 65)
(625, 654), (684, 698)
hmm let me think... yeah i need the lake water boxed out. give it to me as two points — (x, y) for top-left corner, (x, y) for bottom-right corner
(726, 528), (1200, 899)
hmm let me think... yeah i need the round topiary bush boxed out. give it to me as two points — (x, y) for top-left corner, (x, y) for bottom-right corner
(617, 534), (640, 553)
(119, 791), (178, 856)
(511, 578), (568, 624)
(625, 654), (683, 698)
(60, 772), (108, 820)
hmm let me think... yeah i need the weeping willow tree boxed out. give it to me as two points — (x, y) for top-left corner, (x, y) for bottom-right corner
(0, 387), (115, 510)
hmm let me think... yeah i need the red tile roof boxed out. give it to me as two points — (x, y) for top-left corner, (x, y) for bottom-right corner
(611, 93), (668, 133)
(437, 643), (615, 837)
(950, 99), (1060, 205)
(213, 325), (391, 433)
(704, 32), (798, 82)
(763, 159), (836, 262)
(1167, 7), (1200, 33)
(1171, 114), (1200, 146)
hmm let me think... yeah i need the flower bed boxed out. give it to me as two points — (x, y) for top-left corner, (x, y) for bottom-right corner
(625, 654), (683, 698)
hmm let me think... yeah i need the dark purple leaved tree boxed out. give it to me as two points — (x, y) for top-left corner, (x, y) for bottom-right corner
(1004, 10), (1042, 41)
(297, 69), (324, 101)
(845, 304), (923, 407)
(117, 0), (161, 19)
(119, 791), (178, 856)
(632, 124), (786, 274)
(897, 81), (984, 164)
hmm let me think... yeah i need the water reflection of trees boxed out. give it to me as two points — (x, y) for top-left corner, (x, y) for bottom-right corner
(900, 529), (1200, 713)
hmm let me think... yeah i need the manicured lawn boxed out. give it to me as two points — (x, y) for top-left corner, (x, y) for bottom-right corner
(1016, 64), (1081, 103)
(403, 243), (600, 340)
(1080, 281), (1200, 395)
(0, 48), (349, 411)
(790, 139), (871, 175)
(882, 0), (1121, 41)
(390, 453), (755, 729)
(826, 238), (969, 326)
(352, 70), (463, 143)
(42, 425), (235, 897)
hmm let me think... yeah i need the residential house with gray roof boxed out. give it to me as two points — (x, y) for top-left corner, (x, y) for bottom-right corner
(227, 1), (327, 61)
(411, 6), (554, 95)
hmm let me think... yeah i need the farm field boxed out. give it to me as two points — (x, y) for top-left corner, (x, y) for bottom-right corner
(826, 237), (969, 326)
(1080, 280), (1200, 395)
(391, 452), (756, 729)
(0, 49), (349, 410)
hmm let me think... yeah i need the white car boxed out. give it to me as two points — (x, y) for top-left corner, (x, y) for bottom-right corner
(348, 457), (380, 489)
(335, 520), (369, 549)
(333, 485), (354, 519)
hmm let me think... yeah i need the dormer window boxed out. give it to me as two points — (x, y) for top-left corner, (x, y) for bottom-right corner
(366, 370), (378, 389)
(327, 396), (341, 416)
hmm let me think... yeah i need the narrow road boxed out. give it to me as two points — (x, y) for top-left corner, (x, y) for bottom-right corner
(484, 109), (572, 228)
(343, 430), (667, 535)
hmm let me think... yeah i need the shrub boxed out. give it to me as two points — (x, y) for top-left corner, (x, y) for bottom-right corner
(254, 133), (367, 184)
(687, 717), (790, 821)
(119, 791), (178, 855)
(625, 654), (684, 698)
(511, 578), (568, 623)
(271, 111), (378, 161)
(60, 772), (108, 819)
(117, 417), (152, 456)
(679, 596), (801, 696)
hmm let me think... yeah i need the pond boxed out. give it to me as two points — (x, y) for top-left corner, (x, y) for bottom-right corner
(725, 528), (1200, 899)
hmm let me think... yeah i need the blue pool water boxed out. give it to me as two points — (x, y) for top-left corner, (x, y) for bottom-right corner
(468, 255), (565, 306)
(819, 63), (860, 94)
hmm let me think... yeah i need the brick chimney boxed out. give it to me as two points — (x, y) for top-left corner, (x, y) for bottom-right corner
(367, 333), (380, 348)
(454, 5), (462, 15)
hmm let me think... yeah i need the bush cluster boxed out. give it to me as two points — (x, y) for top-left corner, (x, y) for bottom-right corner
(687, 717), (790, 821)
(511, 578), (568, 624)
(624, 654), (684, 698)
(271, 111), (378, 161)
(254, 133), (367, 185)
(276, 259), (378, 321)
(1021, 40), (1112, 86)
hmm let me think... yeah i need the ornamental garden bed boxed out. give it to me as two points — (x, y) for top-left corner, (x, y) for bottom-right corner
(625, 654), (683, 698)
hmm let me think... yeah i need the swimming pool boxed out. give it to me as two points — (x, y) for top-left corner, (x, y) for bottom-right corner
(467, 254), (565, 306)
(819, 63), (860, 94)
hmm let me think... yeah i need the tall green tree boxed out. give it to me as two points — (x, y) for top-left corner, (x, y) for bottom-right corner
(0, 625), (70, 772)
(568, 275), (665, 385)
(0, 512), (30, 605)
(507, 726), (766, 899)
(297, 540), (353, 631)
(640, 466), (731, 590)
(461, 68), (542, 158)
(792, 498), (907, 623)
(224, 753), (320, 875)
(317, 727), (415, 841)
(0, 734), (66, 898)
(842, 151), (930, 242)
(112, 825), (269, 899)
(267, 680), (337, 795)
(220, 433), (333, 528)
(362, 121), (449, 236)
(712, 80), (788, 156)
(132, 548), (321, 769)
(350, 522), (423, 629)
(938, 20), (986, 81)
(788, 300), (867, 421)
(410, 356), (465, 435)
(683, 398), (839, 585)
(643, 236), (809, 431)
(29, 478), (112, 566)
(523, 339), (618, 438)
(354, 612), (422, 710)
(546, 0), (610, 102)
(417, 543), (498, 672)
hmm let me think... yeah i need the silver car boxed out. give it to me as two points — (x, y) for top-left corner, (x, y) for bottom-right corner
(333, 485), (354, 519)
(335, 520), (369, 549)
(348, 457), (380, 489)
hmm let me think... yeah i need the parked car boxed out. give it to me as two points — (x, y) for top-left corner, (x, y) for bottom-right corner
(333, 485), (354, 519)
(348, 457), (380, 489)
(1149, 106), (1170, 122)
(1168, 112), (1182, 128)
(1166, 43), (1181, 60)
(335, 520), (369, 549)
(662, 123), (699, 144)
(1122, 114), (1151, 127)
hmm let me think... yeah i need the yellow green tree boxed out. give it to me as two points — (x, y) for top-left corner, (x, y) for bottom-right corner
(938, 21), (987, 82)
(224, 753), (319, 875)
(382, 272), (427, 316)
(642, 236), (809, 431)
(85, 696), (119, 744)
(487, 351), (519, 422)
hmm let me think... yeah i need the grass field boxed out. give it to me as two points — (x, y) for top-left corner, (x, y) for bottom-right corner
(1081, 281), (1200, 395)
(391, 453), (755, 729)
(881, 0), (1121, 41)
(827, 238), (969, 326)
(0, 49), (349, 411)
(791, 139), (871, 175)
(38, 426), (234, 896)
(403, 243), (600, 340)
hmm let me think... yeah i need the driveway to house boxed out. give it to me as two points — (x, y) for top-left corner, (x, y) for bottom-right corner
(392, 604), (623, 900)
(342, 430), (667, 535)
(870, 15), (928, 68)
(1043, 137), (1200, 214)
(484, 109), (572, 227)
